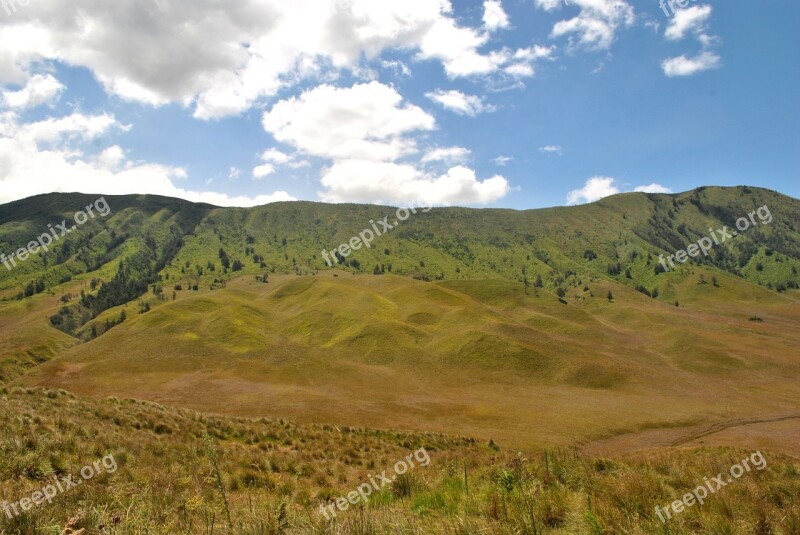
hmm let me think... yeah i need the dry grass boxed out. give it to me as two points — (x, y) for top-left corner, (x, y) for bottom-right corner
(17, 274), (800, 453)
(1, 388), (799, 534)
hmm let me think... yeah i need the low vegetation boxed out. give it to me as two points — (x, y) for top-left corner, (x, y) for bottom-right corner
(1, 388), (799, 534)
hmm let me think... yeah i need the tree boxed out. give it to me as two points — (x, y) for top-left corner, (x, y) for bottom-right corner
(607, 291), (613, 302)
(556, 287), (566, 298)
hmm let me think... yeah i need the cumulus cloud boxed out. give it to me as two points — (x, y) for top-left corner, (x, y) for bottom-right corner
(260, 148), (292, 165)
(10, 112), (127, 145)
(662, 50), (720, 76)
(252, 163), (276, 179)
(543, 0), (635, 50)
(0, 110), (294, 206)
(534, 0), (562, 11)
(566, 176), (620, 205)
(264, 82), (435, 161)
(421, 146), (471, 163)
(665, 5), (712, 41)
(634, 183), (672, 193)
(567, 177), (674, 204)
(1, 74), (64, 110)
(425, 89), (494, 116)
(262, 81), (509, 205)
(0, 0), (539, 118)
(661, 5), (720, 77)
(320, 161), (509, 205)
(483, 0), (510, 31)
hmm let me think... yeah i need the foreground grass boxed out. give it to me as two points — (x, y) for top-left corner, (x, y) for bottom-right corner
(1, 388), (798, 534)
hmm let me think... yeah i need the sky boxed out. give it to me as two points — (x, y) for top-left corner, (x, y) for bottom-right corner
(0, 0), (797, 209)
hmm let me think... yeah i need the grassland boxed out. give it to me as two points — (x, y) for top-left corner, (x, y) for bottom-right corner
(1, 187), (800, 533)
(2, 387), (799, 534)
(16, 269), (800, 455)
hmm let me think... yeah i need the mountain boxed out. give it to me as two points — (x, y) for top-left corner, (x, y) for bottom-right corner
(2, 186), (798, 305)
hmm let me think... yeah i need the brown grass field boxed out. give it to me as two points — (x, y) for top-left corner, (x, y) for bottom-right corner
(13, 270), (800, 458)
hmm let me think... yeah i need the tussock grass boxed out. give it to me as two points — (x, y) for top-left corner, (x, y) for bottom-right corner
(1, 388), (798, 534)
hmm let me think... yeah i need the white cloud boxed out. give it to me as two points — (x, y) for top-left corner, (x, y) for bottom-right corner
(662, 50), (720, 76)
(380, 60), (411, 77)
(417, 18), (499, 77)
(567, 177), (675, 204)
(252, 163), (276, 179)
(567, 176), (620, 204)
(0, 0), (538, 118)
(11, 112), (126, 145)
(483, 0), (510, 31)
(634, 183), (672, 193)
(422, 146), (471, 163)
(262, 81), (509, 206)
(264, 82), (435, 161)
(661, 5), (720, 78)
(544, 0), (635, 50)
(425, 89), (494, 116)
(228, 166), (242, 180)
(539, 145), (563, 155)
(91, 145), (126, 171)
(260, 148), (292, 164)
(1, 74), (64, 110)
(255, 147), (310, 174)
(534, 0), (562, 11)
(665, 5), (712, 41)
(0, 111), (294, 207)
(320, 161), (509, 205)
(493, 155), (512, 166)
(416, 15), (546, 79)
(287, 160), (311, 169)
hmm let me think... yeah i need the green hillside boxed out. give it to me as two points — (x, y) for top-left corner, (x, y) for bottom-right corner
(2, 187), (799, 303)
(0, 187), (798, 446)
(1, 186), (798, 381)
(1, 187), (800, 534)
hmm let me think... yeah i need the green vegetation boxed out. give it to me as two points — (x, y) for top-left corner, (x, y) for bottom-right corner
(1, 187), (799, 534)
(2, 187), (799, 306)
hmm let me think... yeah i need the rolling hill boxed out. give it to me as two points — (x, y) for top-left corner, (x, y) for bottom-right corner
(1, 186), (800, 534)
(0, 186), (798, 455)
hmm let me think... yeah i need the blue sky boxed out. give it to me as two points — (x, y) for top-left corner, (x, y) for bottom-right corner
(0, 0), (797, 209)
